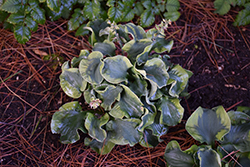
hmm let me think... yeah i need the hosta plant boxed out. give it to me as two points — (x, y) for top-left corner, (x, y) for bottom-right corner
(51, 20), (192, 154)
(164, 106), (250, 167)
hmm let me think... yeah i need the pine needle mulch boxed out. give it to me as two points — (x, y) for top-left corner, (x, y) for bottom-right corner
(1, 0), (250, 166)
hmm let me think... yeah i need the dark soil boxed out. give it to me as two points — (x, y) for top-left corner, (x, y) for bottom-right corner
(1, 0), (250, 166)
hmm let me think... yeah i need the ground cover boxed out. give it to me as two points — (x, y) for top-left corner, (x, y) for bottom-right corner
(0, 0), (249, 166)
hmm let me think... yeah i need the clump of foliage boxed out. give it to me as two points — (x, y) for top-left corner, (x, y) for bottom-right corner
(214, 0), (250, 26)
(164, 106), (250, 167)
(51, 20), (192, 154)
(0, 0), (181, 44)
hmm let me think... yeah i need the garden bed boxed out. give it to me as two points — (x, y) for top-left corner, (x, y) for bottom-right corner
(0, 0), (249, 166)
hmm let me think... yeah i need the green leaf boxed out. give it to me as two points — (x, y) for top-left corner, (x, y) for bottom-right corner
(25, 15), (38, 32)
(106, 118), (142, 146)
(166, 0), (180, 12)
(186, 106), (231, 145)
(101, 55), (133, 84)
(124, 23), (147, 40)
(94, 84), (123, 110)
(143, 58), (169, 88)
(140, 129), (160, 147)
(138, 108), (156, 132)
(168, 65), (192, 98)
(67, 8), (86, 31)
(60, 66), (86, 98)
(197, 147), (221, 167)
(83, 0), (100, 20)
(30, 5), (46, 24)
(46, 0), (61, 13)
(214, 0), (231, 15)
(221, 123), (250, 152)
(121, 8), (134, 22)
(140, 9), (155, 27)
(0, 0), (22, 13)
(227, 110), (250, 125)
(122, 39), (152, 64)
(14, 24), (31, 44)
(109, 85), (143, 118)
(134, 2), (144, 16)
(108, 6), (123, 22)
(233, 6), (250, 26)
(163, 11), (181, 22)
(157, 97), (184, 126)
(85, 113), (109, 142)
(153, 39), (174, 53)
(75, 23), (89, 36)
(0, 11), (9, 23)
(164, 140), (196, 167)
(7, 13), (25, 24)
(84, 134), (115, 155)
(79, 51), (103, 85)
(51, 101), (87, 144)
(93, 40), (116, 56)
(71, 49), (90, 68)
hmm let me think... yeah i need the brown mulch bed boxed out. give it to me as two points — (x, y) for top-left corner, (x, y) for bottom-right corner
(1, 0), (249, 166)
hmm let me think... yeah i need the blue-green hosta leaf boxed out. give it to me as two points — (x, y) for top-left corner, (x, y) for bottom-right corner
(153, 39), (174, 53)
(237, 106), (250, 115)
(157, 96), (184, 126)
(109, 85), (143, 118)
(60, 68), (86, 98)
(164, 140), (196, 167)
(93, 40), (116, 56)
(83, 85), (96, 104)
(197, 146), (221, 167)
(7, 13), (25, 24)
(166, 0), (180, 12)
(106, 118), (142, 146)
(84, 133), (116, 155)
(143, 58), (169, 88)
(14, 24), (31, 44)
(25, 15), (38, 32)
(46, 0), (61, 13)
(51, 101), (87, 144)
(221, 123), (250, 152)
(67, 8), (86, 31)
(85, 113), (109, 142)
(136, 44), (153, 65)
(83, 0), (100, 20)
(233, 6), (250, 26)
(79, 51), (103, 85)
(0, 0), (22, 13)
(140, 129), (161, 147)
(122, 39), (152, 64)
(168, 65), (192, 98)
(163, 11), (181, 22)
(94, 84), (123, 110)
(101, 55), (133, 84)
(71, 49), (90, 68)
(30, 5), (46, 24)
(186, 106), (231, 145)
(124, 23), (147, 40)
(214, 0), (231, 15)
(140, 9), (155, 27)
(227, 110), (250, 125)
(121, 8), (134, 22)
(138, 108), (156, 132)
(108, 6), (123, 22)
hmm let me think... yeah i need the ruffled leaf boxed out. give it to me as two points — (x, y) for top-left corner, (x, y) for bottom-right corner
(79, 51), (103, 85)
(143, 58), (169, 88)
(101, 55), (133, 84)
(198, 146), (221, 167)
(93, 40), (116, 56)
(109, 85), (143, 118)
(60, 62), (87, 98)
(85, 113), (109, 142)
(106, 118), (142, 146)
(51, 101), (87, 144)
